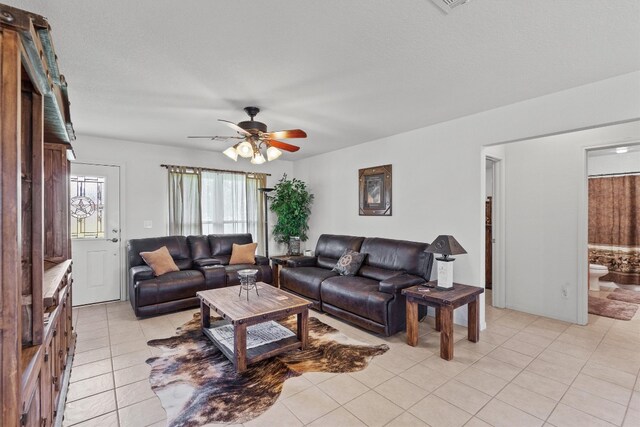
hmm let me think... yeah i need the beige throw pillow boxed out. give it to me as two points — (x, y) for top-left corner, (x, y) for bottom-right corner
(140, 246), (180, 276)
(229, 242), (258, 265)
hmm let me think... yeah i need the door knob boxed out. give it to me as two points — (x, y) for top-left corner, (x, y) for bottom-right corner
(109, 238), (119, 243)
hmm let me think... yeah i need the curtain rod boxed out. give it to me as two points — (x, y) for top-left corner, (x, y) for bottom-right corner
(588, 171), (640, 178)
(161, 164), (271, 177)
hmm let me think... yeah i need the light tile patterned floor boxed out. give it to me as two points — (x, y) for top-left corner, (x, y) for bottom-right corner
(64, 292), (640, 427)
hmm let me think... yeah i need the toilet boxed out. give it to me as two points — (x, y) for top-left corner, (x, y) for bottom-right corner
(589, 264), (609, 291)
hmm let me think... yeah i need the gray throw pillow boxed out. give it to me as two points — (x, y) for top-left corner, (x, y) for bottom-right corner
(333, 249), (366, 276)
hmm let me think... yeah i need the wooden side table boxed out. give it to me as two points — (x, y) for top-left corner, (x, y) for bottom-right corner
(402, 282), (484, 360)
(270, 255), (306, 288)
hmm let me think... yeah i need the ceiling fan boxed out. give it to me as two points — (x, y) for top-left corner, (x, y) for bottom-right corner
(188, 106), (307, 164)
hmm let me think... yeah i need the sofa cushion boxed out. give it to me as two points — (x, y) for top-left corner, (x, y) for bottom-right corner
(333, 250), (366, 276)
(208, 233), (253, 256)
(314, 234), (364, 269)
(280, 266), (338, 301)
(320, 276), (393, 325)
(139, 246), (180, 276)
(187, 235), (211, 260)
(360, 238), (432, 280)
(128, 236), (192, 269)
(229, 242), (257, 265)
(358, 265), (403, 281)
(136, 270), (205, 306)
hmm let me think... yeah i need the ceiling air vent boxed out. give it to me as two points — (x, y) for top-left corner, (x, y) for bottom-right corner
(430, 0), (472, 14)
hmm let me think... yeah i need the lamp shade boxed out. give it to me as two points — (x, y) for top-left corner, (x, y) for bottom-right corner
(237, 140), (254, 158)
(425, 235), (467, 256)
(266, 146), (283, 161)
(251, 151), (266, 165)
(222, 146), (238, 161)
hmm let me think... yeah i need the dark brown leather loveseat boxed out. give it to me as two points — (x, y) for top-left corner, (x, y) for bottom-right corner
(127, 233), (272, 317)
(280, 234), (433, 336)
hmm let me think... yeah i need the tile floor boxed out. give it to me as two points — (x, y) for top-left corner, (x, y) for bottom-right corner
(64, 292), (640, 427)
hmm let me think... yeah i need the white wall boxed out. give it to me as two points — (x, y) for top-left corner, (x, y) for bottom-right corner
(73, 135), (294, 253)
(293, 71), (640, 327)
(588, 149), (640, 175)
(502, 121), (640, 322)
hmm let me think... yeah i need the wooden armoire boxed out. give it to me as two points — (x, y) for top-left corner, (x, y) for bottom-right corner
(0, 4), (76, 426)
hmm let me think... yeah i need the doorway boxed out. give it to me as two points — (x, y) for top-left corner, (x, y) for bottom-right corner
(485, 155), (505, 308)
(485, 160), (495, 290)
(70, 163), (122, 306)
(585, 143), (640, 321)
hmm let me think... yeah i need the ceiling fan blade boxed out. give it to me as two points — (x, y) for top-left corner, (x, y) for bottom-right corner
(267, 139), (300, 152)
(266, 129), (307, 139)
(219, 119), (251, 136)
(187, 136), (244, 141)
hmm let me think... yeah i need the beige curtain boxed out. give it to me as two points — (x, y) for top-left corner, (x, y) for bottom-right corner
(589, 175), (640, 246)
(247, 174), (267, 255)
(168, 166), (202, 235)
(588, 174), (640, 285)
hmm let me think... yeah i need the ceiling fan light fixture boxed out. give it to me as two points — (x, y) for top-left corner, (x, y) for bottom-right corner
(237, 140), (254, 158)
(251, 151), (266, 165)
(222, 146), (238, 161)
(266, 146), (283, 161)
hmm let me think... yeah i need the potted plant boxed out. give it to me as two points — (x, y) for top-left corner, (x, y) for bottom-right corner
(269, 174), (314, 254)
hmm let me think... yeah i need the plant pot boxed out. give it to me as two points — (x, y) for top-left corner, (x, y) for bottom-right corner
(288, 237), (301, 256)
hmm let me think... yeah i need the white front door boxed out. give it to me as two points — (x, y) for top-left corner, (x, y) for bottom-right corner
(70, 163), (121, 306)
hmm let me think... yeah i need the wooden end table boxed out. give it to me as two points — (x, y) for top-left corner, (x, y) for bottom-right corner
(270, 255), (307, 288)
(197, 284), (312, 372)
(402, 282), (484, 361)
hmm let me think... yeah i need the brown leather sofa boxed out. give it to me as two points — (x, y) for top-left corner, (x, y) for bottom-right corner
(280, 234), (433, 336)
(127, 233), (272, 317)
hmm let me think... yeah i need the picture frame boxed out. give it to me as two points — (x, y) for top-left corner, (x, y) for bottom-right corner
(359, 164), (392, 216)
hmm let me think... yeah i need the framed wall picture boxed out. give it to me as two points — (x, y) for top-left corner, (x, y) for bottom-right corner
(359, 164), (392, 216)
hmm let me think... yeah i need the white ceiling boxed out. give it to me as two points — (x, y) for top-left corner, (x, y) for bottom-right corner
(9, 0), (640, 159)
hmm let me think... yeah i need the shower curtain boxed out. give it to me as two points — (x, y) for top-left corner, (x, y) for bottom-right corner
(588, 174), (640, 285)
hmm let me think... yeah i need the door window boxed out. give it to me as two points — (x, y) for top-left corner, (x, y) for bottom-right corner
(70, 175), (105, 238)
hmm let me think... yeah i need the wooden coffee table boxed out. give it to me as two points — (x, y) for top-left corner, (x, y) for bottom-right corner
(402, 282), (484, 360)
(197, 284), (312, 372)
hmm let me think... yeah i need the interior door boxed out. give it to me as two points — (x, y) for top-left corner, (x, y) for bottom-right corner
(70, 163), (121, 305)
(486, 196), (493, 289)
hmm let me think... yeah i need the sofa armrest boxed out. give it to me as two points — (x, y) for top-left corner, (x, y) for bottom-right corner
(379, 274), (425, 294)
(193, 258), (223, 268)
(129, 265), (155, 285)
(286, 256), (317, 268)
(255, 255), (270, 266)
(196, 265), (227, 288)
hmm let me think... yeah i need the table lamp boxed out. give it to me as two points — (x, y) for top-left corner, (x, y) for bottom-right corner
(425, 235), (467, 290)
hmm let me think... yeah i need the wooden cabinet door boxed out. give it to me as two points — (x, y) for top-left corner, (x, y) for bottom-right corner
(22, 372), (42, 427)
(40, 341), (54, 427)
(43, 144), (70, 263)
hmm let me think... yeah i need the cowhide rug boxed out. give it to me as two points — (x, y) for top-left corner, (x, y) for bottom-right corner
(146, 313), (388, 426)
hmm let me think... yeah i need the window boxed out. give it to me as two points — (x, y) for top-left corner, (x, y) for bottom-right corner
(70, 175), (105, 238)
(168, 167), (265, 253)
